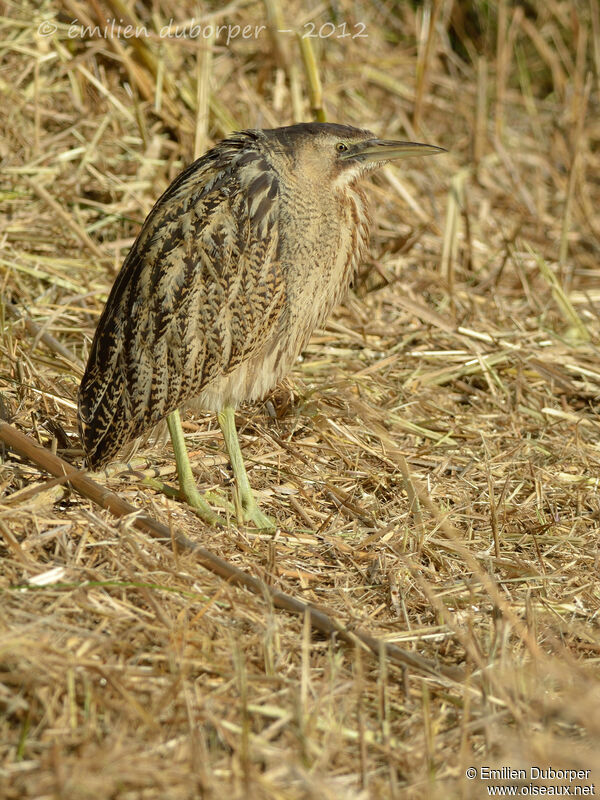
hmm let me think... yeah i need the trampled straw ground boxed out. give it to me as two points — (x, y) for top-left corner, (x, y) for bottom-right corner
(1, 2), (599, 798)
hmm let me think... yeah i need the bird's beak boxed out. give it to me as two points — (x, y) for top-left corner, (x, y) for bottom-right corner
(343, 139), (446, 163)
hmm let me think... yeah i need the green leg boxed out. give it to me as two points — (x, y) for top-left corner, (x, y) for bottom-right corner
(217, 405), (276, 530)
(167, 410), (226, 526)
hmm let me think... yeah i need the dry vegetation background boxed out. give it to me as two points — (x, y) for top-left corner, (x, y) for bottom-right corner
(1, 0), (600, 797)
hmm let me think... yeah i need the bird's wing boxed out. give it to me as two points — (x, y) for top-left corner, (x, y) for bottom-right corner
(78, 143), (284, 467)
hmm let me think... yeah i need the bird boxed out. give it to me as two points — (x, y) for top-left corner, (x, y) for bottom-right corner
(78, 122), (444, 528)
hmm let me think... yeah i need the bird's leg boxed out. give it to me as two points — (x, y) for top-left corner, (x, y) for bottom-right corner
(217, 405), (276, 530)
(166, 409), (228, 526)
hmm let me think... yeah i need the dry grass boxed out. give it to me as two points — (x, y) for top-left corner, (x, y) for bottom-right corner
(1, 0), (600, 797)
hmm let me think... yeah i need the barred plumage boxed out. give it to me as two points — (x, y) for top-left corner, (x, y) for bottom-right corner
(78, 123), (443, 525)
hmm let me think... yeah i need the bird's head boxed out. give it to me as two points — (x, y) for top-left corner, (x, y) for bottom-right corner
(262, 122), (445, 189)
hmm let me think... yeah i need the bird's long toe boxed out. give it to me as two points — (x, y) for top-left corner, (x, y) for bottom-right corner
(180, 483), (228, 527)
(242, 501), (277, 531)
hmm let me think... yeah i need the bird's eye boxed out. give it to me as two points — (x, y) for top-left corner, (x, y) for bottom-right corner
(335, 142), (348, 153)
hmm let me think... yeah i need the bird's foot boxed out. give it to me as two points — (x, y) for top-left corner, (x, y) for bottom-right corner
(191, 486), (275, 530)
(182, 484), (275, 529)
(236, 487), (277, 531)
(144, 475), (274, 529)
(242, 501), (277, 531)
(143, 475), (228, 526)
(178, 483), (228, 526)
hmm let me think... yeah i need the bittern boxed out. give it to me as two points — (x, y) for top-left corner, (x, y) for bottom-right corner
(78, 123), (443, 528)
